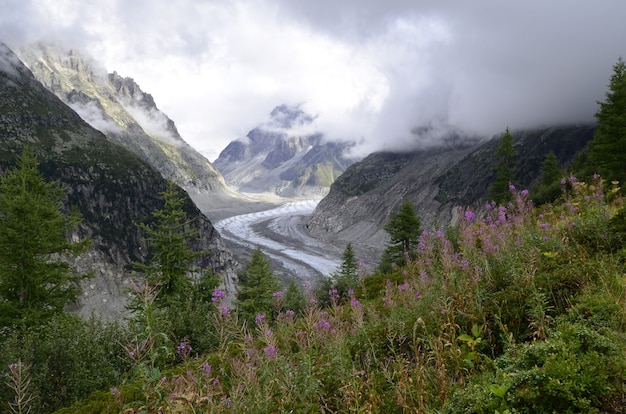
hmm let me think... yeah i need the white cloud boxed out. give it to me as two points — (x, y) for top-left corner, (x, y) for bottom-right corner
(2, 0), (626, 160)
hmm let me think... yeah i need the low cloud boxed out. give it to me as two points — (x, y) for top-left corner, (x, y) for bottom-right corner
(69, 100), (121, 134)
(2, 1), (625, 160)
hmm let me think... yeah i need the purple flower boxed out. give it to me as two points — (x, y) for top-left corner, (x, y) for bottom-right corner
(211, 289), (225, 303)
(285, 309), (295, 317)
(263, 344), (278, 359)
(350, 298), (360, 308)
(201, 363), (212, 375)
(464, 210), (476, 221)
(521, 189), (529, 197)
(219, 305), (231, 316)
(508, 183), (516, 192)
(398, 283), (410, 291)
(418, 242), (427, 250)
(561, 177), (567, 185)
(272, 290), (284, 298)
(347, 289), (355, 297)
(255, 313), (266, 325)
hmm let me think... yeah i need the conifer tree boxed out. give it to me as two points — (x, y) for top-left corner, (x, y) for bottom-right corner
(135, 180), (200, 308)
(489, 128), (517, 204)
(533, 151), (563, 205)
(236, 246), (281, 321)
(0, 146), (89, 329)
(382, 199), (422, 268)
(334, 243), (359, 297)
(588, 57), (626, 185)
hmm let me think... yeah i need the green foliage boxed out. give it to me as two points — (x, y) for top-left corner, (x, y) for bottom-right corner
(532, 151), (563, 205)
(382, 198), (422, 268)
(283, 279), (306, 313)
(489, 128), (517, 203)
(0, 314), (129, 413)
(0, 146), (89, 330)
(135, 180), (201, 308)
(236, 246), (281, 321)
(588, 57), (626, 185)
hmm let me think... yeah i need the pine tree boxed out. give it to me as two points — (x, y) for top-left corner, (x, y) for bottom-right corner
(334, 243), (359, 297)
(489, 128), (517, 204)
(382, 199), (422, 267)
(0, 146), (89, 330)
(236, 246), (281, 321)
(532, 151), (563, 205)
(135, 180), (201, 308)
(588, 57), (626, 185)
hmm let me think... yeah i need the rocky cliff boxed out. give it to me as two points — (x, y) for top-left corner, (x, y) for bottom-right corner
(0, 43), (238, 320)
(16, 43), (237, 207)
(214, 105), (354, 198)
(307, 125), (595, 259)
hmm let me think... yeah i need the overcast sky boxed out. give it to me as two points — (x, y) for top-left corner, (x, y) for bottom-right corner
(2, 1), (625, 160)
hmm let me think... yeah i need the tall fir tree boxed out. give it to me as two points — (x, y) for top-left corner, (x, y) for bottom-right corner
(0, 146), (89, 330)
(236, 246), (281, 321)
(334, 243), (359, 297)
(532, 151), (563, 205)
(489, 127), (517, 204)
(382, 199), (422, 268)
(588, 57), (626, 185)
(135, 180), (201, 308)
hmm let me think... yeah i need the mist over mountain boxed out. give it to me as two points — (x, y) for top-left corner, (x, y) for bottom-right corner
(214, 104), (355, 198)
(15, 42), (233, 202)
(0, 42), (238, 319)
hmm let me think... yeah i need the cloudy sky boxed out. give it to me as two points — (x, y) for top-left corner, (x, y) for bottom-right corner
(2, 1), (625, 160)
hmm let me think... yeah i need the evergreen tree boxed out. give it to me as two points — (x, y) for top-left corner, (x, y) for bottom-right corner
(236, 246), (281, 321)
(532, 151), (563, 205)
(283, 279), (306, 313)
(135, 180), (200, 308)
(588, 57), (626, 185)
(334, 243), (359, 297)
(382, 199), (422, 267)
(489, 128), (517, 204)
(0, 146), (89, 330)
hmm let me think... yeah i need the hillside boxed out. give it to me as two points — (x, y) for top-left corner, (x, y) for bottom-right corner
(0, 42), (238, 320)
(214, 104), (354, 198)
(308, 125), (595, 258)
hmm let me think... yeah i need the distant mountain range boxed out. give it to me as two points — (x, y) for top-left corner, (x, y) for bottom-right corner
(214, 104), (355, 198)
(0, 42), (238, 319)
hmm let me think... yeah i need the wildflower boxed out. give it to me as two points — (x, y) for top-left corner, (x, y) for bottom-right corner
(213, 378), (220, 385)
(222, 398), (232, 407)
(263, 344), (278, 359)
(441, 309), (447, 315)
(521, 189), (529, 197)
(509, 183), (516, 192)
(110, 387), (120, 396)
(464, 210), (476, 221)
(272, 290), (284, 298)
(561, 177), (567, 185)
(347, 289), (355, 297)
(211, 289), (226, 303)
(201, 363), (212, 375)
(569, 175), (577, 183)
(350, 298), (361, 308)
(219, 305), (231, 316)
(418, 241), (427, 250)
(285, 309), (295, 318)
(177, 340), (192, 357)
(255, 313), (266, 325)
(398, 283), (410, 291)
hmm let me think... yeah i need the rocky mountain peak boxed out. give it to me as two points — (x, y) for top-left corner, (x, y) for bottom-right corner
(214, 105), (354, 198)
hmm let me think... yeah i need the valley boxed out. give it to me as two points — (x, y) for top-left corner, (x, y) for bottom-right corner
(195, 193), (344, 284)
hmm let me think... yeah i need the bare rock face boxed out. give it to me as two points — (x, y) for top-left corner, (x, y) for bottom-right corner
(308, 126), (594, 260)
(214, 104), (355, 198)
(16, 42), (231, 200)
(0, 42), (238, 321)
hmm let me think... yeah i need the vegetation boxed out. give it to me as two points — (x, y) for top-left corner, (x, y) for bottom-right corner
(0, 146), (89, 330)
(588, 57), (626, 184)
(380, 198), (422, 271)
(235, 246), (282, 322)
(489, 127), (517, 203)
(45, 174), (626, 413)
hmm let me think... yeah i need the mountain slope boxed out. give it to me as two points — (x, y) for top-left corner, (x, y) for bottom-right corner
(0, 42), (237, 320)
(16, 43), (233, 201)
(307, 125), (594, 257)
(214, 105), (354, 198)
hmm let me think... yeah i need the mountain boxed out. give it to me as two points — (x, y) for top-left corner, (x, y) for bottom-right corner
(214, 105), (355, 198)
(307, 125), (595, 257)
(15, 43), (237, 205)
(0, 42), (238, 320)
